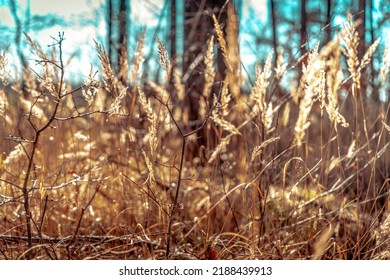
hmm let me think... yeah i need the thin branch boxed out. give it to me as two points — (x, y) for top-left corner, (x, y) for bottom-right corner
(152, 82), (223, 257)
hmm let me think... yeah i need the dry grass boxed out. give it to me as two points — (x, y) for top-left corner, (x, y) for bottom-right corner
(0, 14), (389, 260)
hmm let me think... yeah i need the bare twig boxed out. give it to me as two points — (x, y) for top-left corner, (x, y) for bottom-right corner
(152, 82), (223, 257)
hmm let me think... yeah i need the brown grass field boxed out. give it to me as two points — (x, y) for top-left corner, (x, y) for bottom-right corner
(0, 14), (389, 260)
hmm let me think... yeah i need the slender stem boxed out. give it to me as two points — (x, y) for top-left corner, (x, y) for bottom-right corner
(165, 137), (186, 257)
(160, 83), (223, 257)
(21, 137), (37, 249)
(20, 33), (65, 257)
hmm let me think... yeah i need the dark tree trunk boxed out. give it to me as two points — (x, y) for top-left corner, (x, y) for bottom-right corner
(118, 0), (128, 84)
(270, 0), (277, 66)
(107, 0), (113, 67)
(300, 0), (307, 55)
(170, 0), (177, 64)
(357, 0), (366, 60)
(9, 0), (27, 93)
(214, 2), (228, 82)
(183, 0), (227, 122)
(298, 0), (307, 81)
(357, 0), (367, 92)
(326, 0), (332, 43)
(183, 0), (228, 162)
(270, 0), (280, 98)
(118, 0), (127, 54)
(8, 0), (28, 124)
(369, 0), (378, 100)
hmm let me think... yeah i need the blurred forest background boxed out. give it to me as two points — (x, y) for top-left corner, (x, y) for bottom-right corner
(0, 0), (389, 98)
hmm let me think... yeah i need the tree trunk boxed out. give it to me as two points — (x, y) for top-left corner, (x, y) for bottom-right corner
(107, 0), (113, 68)
(357, 0), (366, 60)
(170, 0), (177, 64)
(357, 0), (367, 92)
(9, 0), (27, 93)
(183, 0), (227, 122)
(300, 0), (307, 54)
(270, 0), (277, 66)
(118, 0), (128, 85)
(270, 0), (280, 99)
(298, 0), (307, 81)
(183, 0), (228, 163)
(326, 0), (332, 43)
(118, 0), (127, 56)
(369, 0), (378, 101)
